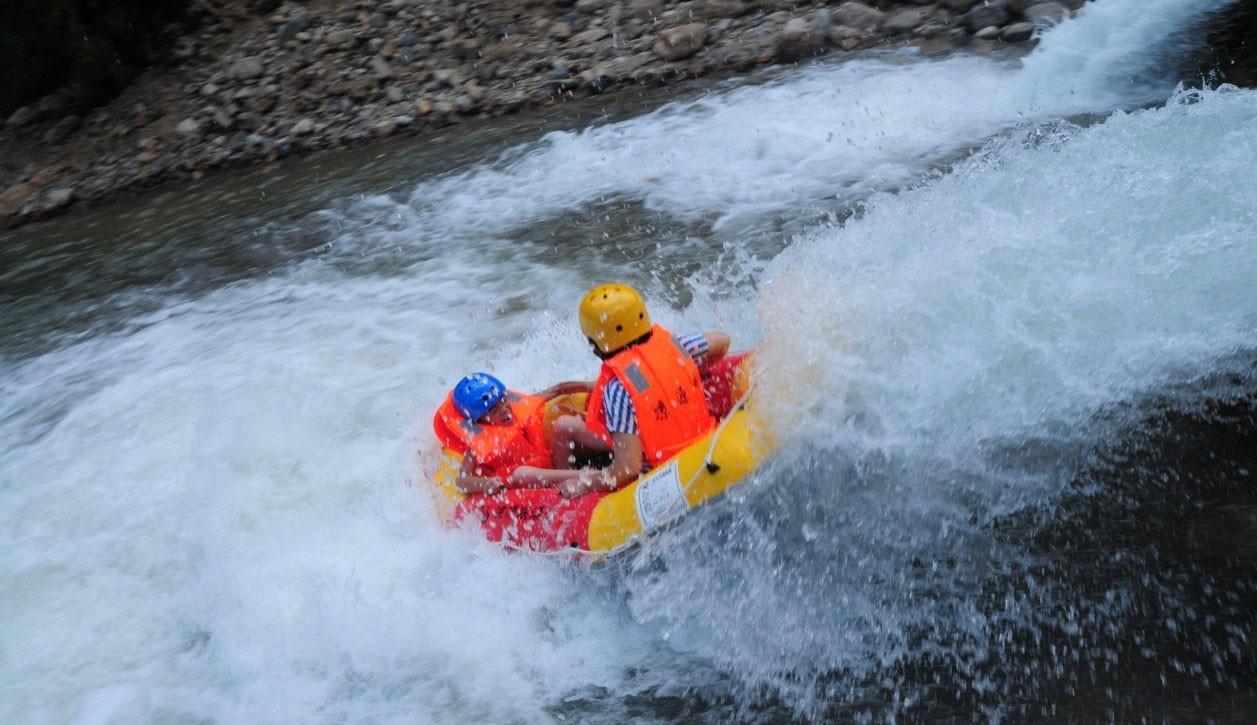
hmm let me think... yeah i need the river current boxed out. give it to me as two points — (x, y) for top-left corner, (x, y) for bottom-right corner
(2, 0), (1254, 722)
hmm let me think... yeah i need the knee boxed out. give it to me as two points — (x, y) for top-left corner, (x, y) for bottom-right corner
(554, 415), (584, 436)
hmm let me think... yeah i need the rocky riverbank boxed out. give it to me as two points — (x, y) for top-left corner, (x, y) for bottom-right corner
(0, 0), (1085, 229)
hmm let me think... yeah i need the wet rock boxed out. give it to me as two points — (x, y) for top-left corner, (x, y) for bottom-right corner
(6, 106), (36, 127)
(291, 118), (315, 135)
(1000, 21), (1035, 41)
(974, 25), (1001, 39)
(883, 8), (928, 34)
(916, 22), (952, 37)
(575, 0), (608, 11)
(834, 3), (886, 31)
(369, 12), (388, 29)
(917, 33), (960, 54)
(964, 1), (1011, 33)
(654, 23), (706, 61)
(1022, 2), (1066, 26)
(941, 0), (980, 12)
(399, 32), (420, 47)
(777, 18), (820, 61)
(232, 56), (266, 80)
(585, 51), (653, 85)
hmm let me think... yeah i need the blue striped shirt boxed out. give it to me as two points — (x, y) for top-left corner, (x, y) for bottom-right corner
(602, 332), (709, 435)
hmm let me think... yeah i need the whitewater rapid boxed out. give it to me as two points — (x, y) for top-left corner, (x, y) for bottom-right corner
(1, 0), (1252, 722)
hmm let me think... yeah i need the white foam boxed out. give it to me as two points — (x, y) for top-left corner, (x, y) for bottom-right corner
(626, 86), (1257, 713)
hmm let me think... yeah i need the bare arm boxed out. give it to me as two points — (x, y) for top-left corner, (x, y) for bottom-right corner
(701, 332), (730, 366)
(454, 452), (505, 495)
(507, 432), (644, 497)
(534, 380), (594, 400)
(556, 432), (643, 498)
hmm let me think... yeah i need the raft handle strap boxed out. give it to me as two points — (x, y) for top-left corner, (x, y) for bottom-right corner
(700, 384), (754, 476)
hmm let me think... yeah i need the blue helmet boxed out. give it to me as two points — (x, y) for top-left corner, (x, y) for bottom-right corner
(452, 372), (506, 420)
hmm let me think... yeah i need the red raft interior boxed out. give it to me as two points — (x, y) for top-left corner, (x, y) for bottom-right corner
(451, 353), (750, 552)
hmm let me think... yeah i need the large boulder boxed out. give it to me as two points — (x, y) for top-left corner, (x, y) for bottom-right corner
(654, 23), (707, 61)
(812, 8), (833, 43)
(963, 1), (1011, 32)
(883, 8), (928, 34)
(777, 17), (821, 61)
(834, 2), (885, 31)
(1022, 2), (1067, 26)
(1001, 21), (1035, 41)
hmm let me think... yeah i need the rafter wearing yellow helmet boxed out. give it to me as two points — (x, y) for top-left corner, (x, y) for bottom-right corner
(509, 283), (732, 499)
(579, 283), (653, 356)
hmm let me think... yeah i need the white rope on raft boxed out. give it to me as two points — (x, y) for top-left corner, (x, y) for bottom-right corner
(499, 384), (758, 561)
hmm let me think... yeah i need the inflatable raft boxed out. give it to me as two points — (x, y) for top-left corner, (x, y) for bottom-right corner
(429, 354), (772, 556)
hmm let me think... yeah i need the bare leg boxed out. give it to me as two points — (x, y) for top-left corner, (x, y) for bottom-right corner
(550, 414), (611, 468)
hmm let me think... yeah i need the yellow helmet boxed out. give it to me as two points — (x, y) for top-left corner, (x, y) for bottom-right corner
(579, 283), (651, 354)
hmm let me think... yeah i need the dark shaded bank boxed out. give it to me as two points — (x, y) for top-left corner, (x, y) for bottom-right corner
(0, 0), (193, 115)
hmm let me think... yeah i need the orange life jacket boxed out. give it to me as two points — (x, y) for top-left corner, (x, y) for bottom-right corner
(586, 324), (716, 467)
(434, 390), (551, 478)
